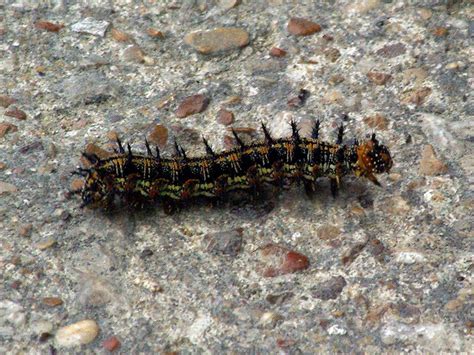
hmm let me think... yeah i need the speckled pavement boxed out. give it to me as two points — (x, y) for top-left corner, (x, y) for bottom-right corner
(0, 1), (472, 353)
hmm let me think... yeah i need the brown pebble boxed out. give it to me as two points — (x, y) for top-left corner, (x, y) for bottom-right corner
(287, 18), (322, 36)
(103, 336), (121, 351)
(259, 243), (309, 277)
(42, 297), (63, 307)
(5, 108), (27, 120)
(18, 223), (33, 237)
(0, 162), (6, 170)
(363, 113), (389, 130)
(0, 95), (16, 108)
(432, 27), (448, 37)
(367, 71), (392, 85)
(226, 126), (255, 134)
(184, 27), (249, 54)
(111, 28), (131, 42)
(324, 47), (341, 62)
(269, 47), (287, 57)
(376, 43), (406, 58)
(401, 87), (432, 105)
(35, 20), (64, 32)
(36, 238), (57, 250)
(419, 144), (448, 176)
(147, 124), (168, 148)
(217, 109), (234, 125)
(146, 28), (164, 38)
(317, 225), (341, 241)
(176, 94), (210, 118)
(328, 74), (344, 85)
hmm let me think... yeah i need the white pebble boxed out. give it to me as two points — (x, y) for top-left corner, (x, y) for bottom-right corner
(55, 319), (99, 348)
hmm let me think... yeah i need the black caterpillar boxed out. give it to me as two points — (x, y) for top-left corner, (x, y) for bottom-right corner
(72, 120), (393, 212)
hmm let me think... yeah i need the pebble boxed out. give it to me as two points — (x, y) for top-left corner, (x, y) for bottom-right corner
(103, 335), (121, 351)
(269, 47), (287, 57)
(259, 243), (309, 277)
(71, 17), (110, 37)
(36, 238), (57, 250)
(42, 297), (63, 307)
(204, 228), (243, 256)
(0, 181), (17, 194)
(147, 124), (169, 148)
(363, 113), (389, 130)
(55, 319), (100, 348)
(376, 43), (406, 58)
(324, 47), (341, 62)
(146, 28), (164, 38)
(317, 225), (341, 241)
(432, 27), (448, 37)
(218, 0), (240, 10)
(419, 145), (448, 176)
(312, 276), (347, 300)
(394, 251), (426, 264)
(345, 0), (381, 14)
(287, 89), (310, 108)
(367, 71), (392, 85)
(123, 45), (146, 63)
(35, 20), (64, 32)
(287, 18), (322, 36)
(401, 87), (432, 105)
(327, 324), (347, 335)
(176, 94), (210, 118)
(110, 28), (131, 42)
(378, 195), (411, 216)
(217, 108), (234, 125)
(265, 292), (294, 305)
(0, 95), (16, 108)
(0, 122), (18, 138)
(184, 27), (249, 54)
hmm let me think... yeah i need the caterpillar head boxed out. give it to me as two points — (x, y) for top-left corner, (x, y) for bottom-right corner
(80, 171), (111, 208)
(354, 134), (393, 185)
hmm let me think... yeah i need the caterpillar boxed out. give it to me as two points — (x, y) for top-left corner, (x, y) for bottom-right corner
(71, 120), (393, 212)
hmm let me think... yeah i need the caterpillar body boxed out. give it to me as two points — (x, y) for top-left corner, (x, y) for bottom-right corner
(72, 120), (393, 212)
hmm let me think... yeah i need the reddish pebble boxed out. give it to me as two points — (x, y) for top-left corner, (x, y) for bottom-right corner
(0, 162), (6, 170)
(70, 178), (84, 193)
(42, 297), (63, 307)
(80, 144), (112, 167)
(146, 28), (164, 38)
(0, 95), (16, 108)
(35, 20), (64, 32)
(103, 336), (121, 351)
(176, 94), (210, 118)
(0, 122), (18, 138)
(217, 108), (234, 125)
(269, 47), (287, 57)
(5, 108), (27, 120)
(259, 243), (309, 277)
(432, 27), (448, 37)
(287, 18), (322, 36)
(367, 71), (392, 85)
(147, 124), (169, 148)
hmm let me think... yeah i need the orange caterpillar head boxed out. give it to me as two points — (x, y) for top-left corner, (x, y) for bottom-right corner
(354, 134), (393, 186)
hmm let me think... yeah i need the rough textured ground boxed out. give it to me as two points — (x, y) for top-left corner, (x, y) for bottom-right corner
(1, 0), (473, 353)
